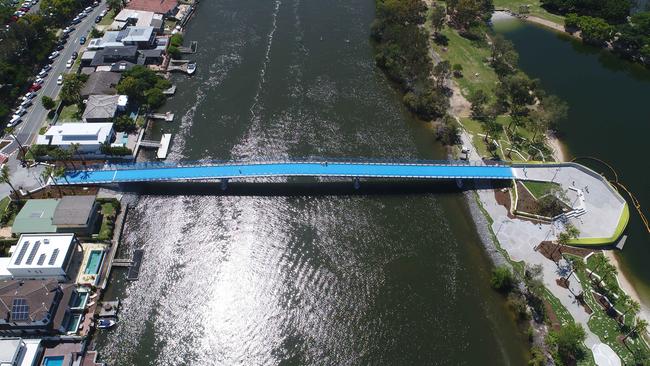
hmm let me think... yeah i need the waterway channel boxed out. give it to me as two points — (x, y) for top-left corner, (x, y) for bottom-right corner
(493, 18), (650, 304)
(93, 0), (530, 364)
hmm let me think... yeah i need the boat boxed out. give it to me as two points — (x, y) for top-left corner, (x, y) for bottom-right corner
(186, 62), (196, 75)
(97, 318), (116, 329)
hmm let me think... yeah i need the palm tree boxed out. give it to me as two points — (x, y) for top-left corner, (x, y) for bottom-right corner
(566, 257), (585, 281)
(622, 298), (640, 318)
(589, 254), (608, 280)
(0, 165), (20, 200)
(623, 317), (649, 341)
(4, 127), (27, 162)
(42, 166), (63, 196)
(70, 143), (85, 167)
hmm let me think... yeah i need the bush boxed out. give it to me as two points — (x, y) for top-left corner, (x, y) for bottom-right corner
(100, 144), (132, 156)
(167, 45), (180, 59)
(491, 266), (516, 293)
(41, 96), (55, 110)
(170, 33), (183, 47)
(113, 115), (137, 133)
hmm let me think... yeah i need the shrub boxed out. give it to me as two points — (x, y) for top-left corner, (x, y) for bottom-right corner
(41, 96), (55, 110)
(491, 266), (516, 293)
(170, 33), (183, 47)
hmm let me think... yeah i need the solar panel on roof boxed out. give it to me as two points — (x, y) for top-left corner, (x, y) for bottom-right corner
(37, 253), (46, 266)
(14, 241), (30, 265)
(48, 248), (60, 265)
(11, 298), (29, 322)
(25, 241), (41, 265)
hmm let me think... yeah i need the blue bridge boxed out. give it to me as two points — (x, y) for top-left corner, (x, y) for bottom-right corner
(57, 159), (515, 185)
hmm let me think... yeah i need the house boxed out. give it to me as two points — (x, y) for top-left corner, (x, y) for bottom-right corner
(0, 279), (75, 336)
(90, 46), (139, 67)
(80, 72), (121, 99)
(119, 26), (156, 48)
(11, 198), (99, 236)
(1, 234), (80, 281)
(137, 48), (163, 65)
(0, 338), (42, 366)
(36, 123), (115, 155)
(82, 95), (127, 122)
(52, 196), (101, 235)
(110, 9), (163, 32)
(126, 0), (178, 17)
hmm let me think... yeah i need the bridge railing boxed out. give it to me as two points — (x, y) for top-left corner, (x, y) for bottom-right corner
(67, 157), (511, 173)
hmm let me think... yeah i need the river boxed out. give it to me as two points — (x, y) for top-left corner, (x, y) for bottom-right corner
(93, 0), (529, 365)
(493, 18), (650, 304)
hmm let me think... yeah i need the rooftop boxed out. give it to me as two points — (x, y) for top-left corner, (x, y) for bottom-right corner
(119, 26), (154, 43)
(126, 0), (178, 14)
(37, 123), (115, 146)
(53, 196), (97, 227)
(82, 95), (121, 121)
(0, 279), (59, 324)
(80, 71), (121, 97)
(11, 199), (58, 235)
(7, 234), (76, 271)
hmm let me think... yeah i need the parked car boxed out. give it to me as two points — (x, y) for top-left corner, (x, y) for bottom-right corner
(84, 6), (93, 13)
(92, 1), (99, 6)
(37, 70), (48, 78)
(22, 92), (35, 100)
(57, 74), (63, 85)
(99, 9), (107, 17)
(33, 78), (44, 85)
(79, 36), (86, 45)
(8, 116), (22, 127)
(20, 99), (33, 108)
(71, 17), (81, 24)
(63, 26), (74, 34)
(48, 51), (59, 60)
(28, 83), (41, 92)
(65, 59), (73, 68)
(42, 64), (52, 71)
(77, 12), (86, 18)
(13, 107), (27, 117)
(95, 15), (102, 23)
(56, 44), (64, 51)
(71, 51), (78, 59)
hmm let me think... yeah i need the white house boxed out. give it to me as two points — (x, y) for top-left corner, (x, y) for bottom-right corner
(36, 123), (115, 154)
(0, 338), (42, 366)
(2, 234), (79, 281)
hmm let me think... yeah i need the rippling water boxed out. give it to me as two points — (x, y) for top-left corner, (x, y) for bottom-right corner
(94, 1), (528, 364)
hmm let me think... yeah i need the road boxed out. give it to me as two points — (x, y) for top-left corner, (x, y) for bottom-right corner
(7, 2), (107, 154)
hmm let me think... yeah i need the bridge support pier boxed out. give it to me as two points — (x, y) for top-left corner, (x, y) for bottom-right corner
(220, 179), (229, 191)
(353, 177), (360, 190)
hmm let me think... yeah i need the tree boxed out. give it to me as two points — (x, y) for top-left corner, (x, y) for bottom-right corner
(106, 0), (125, 12)
(4, 127), (27, 162)
(491, 35), (519, 77)
(167, 45), (180, 59)
(566, 257), (585, 282)
(113, 115), (137, 132)
(433, 60), (451, 89)
(60, 74), (87, 105)
(622, 297), (640, 318)
(491, 266), (516, 293)
(429, 4), (446, 37)
(452, 63), (463, 77)
(0, 165), (20, 199)
(69, 143), (85, 165)
(468, 89), (489, 120)
(145, 88), (166, 109)
(41, 96), (55, 110)
(41, 165), (63, 196)
(578, 16), (613, 46)
(552, 322), (586, 363)
(624, 317), (649, 341)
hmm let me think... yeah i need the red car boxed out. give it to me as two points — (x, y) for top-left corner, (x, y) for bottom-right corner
(28, 84), (41, 92)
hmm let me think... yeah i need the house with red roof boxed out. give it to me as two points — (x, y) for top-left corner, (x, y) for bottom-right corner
(126, 0), (178, 16)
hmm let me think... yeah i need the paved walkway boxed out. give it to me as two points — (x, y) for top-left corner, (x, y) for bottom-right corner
(58, 161), (515, 184)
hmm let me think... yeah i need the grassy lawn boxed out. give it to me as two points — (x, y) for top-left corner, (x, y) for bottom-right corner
(98, 201), (118, 241)
(432, 26), (499, 98)
(58, 104), (82, 123)
(522, 181), (560, 199)
(0, 197), (10, 218)
(493, 0), (565, 24)
(565, 253), (650, 363)
(98, 9), (116, 26)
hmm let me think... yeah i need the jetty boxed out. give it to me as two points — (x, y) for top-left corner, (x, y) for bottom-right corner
(136, 133), (173, 159)
(178, 41), (198, 54)
(148, 111), (174, 122)
(168, 59), (196, 75)
(162, 85), (176, 96)
(113, 249), (144, 281)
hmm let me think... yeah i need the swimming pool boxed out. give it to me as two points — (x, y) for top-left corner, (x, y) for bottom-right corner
(42, 356), (64, 366)
(62, 312), (82, 333)
(84, 250), (105, 275)
(69, 290), (89, 310)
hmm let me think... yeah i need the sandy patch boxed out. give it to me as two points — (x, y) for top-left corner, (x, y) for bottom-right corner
(546, 133), (566, 162)
(605, 251), (650, 328)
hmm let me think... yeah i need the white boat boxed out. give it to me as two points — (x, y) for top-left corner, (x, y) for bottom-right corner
(97, 318), (116, 329)
(186, 62), (196, 75)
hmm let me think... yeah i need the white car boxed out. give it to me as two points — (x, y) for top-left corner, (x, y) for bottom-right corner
(35, 77), (44, 84)
(99, 9), (107, 17)
(20, 99), (33, 108)
(65, 59), (73, 68)
(57, 75), (63, 85)
(13, 107), (27, 117)
(37, 70), (48, 78)
(48, 51), (59, 60)
(8, 116), (22, 127)
(43, 64), (52, 72)
(22, 92), (35, 101)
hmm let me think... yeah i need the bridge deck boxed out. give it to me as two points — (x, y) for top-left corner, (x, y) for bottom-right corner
(59, 161), (514, 185)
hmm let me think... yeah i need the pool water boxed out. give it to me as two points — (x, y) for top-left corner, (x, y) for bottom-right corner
(84, 250), (104, 275)
(63, 313), (82, 333)
(69, 291), (89, 309)
(43, 356), (64, 366)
